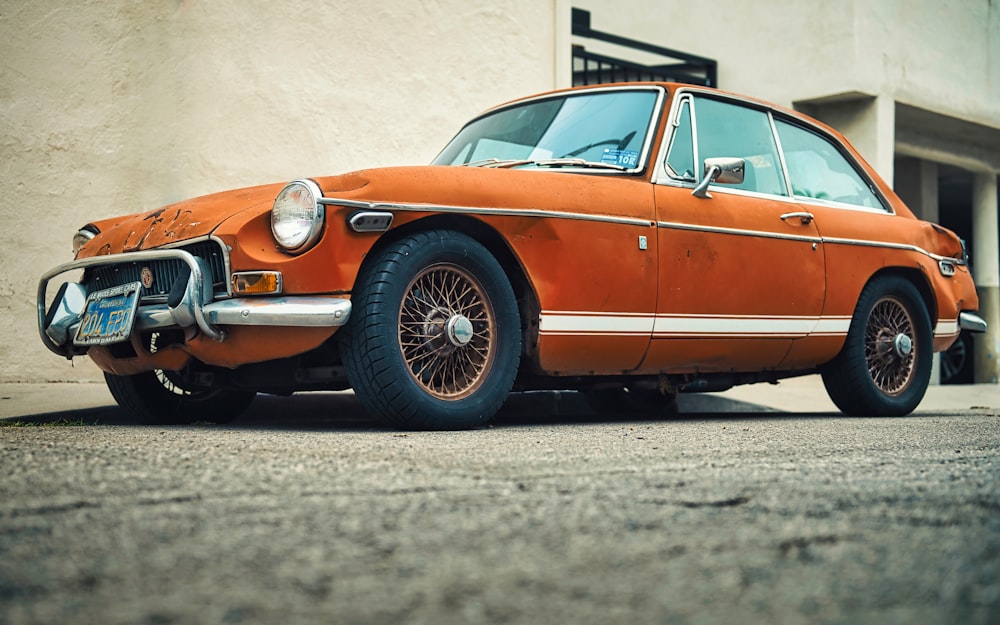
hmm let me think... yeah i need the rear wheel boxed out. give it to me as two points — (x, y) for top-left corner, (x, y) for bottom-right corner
(104, 370), (256, 424)
(342, 230), (521, 430)
(821, 275), (932, 416)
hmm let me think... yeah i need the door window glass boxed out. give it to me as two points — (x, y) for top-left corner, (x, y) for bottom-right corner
(693, 97), (787, 196)
(775, 120), (885, 209)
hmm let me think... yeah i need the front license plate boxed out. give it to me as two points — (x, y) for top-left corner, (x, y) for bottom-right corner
(73, 282), (142, 346)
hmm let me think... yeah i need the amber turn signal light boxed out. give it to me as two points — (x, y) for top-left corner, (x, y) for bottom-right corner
(232, 271), (282, 295)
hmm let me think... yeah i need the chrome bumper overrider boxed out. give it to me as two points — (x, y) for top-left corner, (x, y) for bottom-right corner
(38, 249), (351, 357)
(959, 311), (988, 333)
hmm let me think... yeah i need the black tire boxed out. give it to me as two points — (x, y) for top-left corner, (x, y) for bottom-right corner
(104, 370), (255, 425)
(821, 275), (932, 416)
(342, 230), (521, 430)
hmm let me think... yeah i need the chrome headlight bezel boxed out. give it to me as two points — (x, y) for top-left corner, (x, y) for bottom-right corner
(72, 225), (99, 257)
(271, 179), (325, 254)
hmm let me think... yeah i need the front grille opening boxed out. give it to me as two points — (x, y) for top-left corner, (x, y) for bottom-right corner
(82, 240), (228, 302)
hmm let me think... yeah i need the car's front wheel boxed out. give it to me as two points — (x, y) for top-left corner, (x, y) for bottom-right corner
(104, 370), (256, 424)
(342, 230), (521, 430)
(821, 275), (932, 416)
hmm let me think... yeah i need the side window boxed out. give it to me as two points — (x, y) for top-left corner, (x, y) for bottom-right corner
(693, 97), (787, 197)
(775, 120), (885, 210)
(664, 98), (695, 180)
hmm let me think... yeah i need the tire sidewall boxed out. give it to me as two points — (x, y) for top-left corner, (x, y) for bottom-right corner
(347, 231), (521, 429)
(834, 276), (933, 416)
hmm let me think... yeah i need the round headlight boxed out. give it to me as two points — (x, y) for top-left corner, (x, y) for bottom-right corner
(271, 179), (325, 253)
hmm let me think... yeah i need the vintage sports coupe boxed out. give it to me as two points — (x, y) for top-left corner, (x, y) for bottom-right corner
(39, 82), (987, 429)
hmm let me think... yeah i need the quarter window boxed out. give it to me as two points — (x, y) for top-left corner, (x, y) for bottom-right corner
(774, 120), (884, 210)
(665, 98), (695, 180)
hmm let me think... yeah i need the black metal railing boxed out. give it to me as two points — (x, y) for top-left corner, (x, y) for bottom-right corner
(571, 8), (717, 88)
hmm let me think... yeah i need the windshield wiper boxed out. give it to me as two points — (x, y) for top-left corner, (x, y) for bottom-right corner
(530, 158), (627, 170)
(461, 157), (628, 171)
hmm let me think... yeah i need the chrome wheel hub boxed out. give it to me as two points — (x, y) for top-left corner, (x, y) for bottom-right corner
(893, 333), (913, 358)
(865, 296), (916, 396)
(446, 314), (474, 347)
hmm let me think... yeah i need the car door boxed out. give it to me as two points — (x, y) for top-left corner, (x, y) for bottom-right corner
(768, 116), (902, 369)
(643, 92), (827, 372)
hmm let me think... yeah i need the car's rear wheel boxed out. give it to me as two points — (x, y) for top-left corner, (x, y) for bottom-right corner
(821, 275), (932, 416)
(104, 370), (256, 424)
(342, 230), (521, 430)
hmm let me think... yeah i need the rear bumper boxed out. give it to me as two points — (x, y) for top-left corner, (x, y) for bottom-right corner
(959, 311), (988, 333)
(38, 249), (351, 358)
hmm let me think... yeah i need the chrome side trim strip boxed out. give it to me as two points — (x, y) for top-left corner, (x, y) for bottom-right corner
(656, 220), (822, 244)
(320, 198), (654, 228)
(820, 236), (954, 262)
(655, 221), (961, 263)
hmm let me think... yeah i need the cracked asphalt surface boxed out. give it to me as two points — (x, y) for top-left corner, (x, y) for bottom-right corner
(1, 389), (999, 624)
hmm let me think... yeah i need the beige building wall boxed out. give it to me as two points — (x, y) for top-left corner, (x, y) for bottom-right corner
(2, 0), (559, 382)
(571, 0), (999, 177)
(572, 0), (1000, 383)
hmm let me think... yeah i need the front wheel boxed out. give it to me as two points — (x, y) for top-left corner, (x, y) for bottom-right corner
(104, 370), (256, 424)
(821, 275), (932, 416)
(342, 230), (521, 430)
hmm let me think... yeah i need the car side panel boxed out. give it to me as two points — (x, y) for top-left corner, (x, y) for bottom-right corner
(643, 185), (826, 372)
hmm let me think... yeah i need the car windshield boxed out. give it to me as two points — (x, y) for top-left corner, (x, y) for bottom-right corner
(432, 89), (660, 170)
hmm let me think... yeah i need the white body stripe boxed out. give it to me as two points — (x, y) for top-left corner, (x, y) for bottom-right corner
(935, 319), (959, 336)
(540, 311), (852, 338)
(540, 312), (955, 339)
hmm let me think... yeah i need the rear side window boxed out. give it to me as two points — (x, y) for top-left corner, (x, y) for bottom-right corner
(775, 120), (885, 210)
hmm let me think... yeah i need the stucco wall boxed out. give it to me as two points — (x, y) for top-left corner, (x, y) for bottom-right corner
(572, 0), (1000, 142)
(1, 0), (558, 382)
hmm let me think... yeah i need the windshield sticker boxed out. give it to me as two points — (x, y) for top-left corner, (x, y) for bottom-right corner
(602, 149), (639, 168)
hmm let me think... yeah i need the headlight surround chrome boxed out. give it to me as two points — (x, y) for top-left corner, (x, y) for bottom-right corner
(271, 179), (325, 254)
(72, 225), (99, 257)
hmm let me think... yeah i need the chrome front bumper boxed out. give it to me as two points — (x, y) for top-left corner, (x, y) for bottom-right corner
(38, 249), (351, 357)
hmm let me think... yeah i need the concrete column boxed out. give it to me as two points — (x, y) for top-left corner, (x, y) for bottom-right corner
(871, 96), (896, 185)
(894, 158), (942, 383)
(972, 172), (999, 383)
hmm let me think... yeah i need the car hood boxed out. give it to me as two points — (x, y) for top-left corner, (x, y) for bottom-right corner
(80, 182), (286, 256)
(79, 164), (651, 257)
(311, 165), (652, 219)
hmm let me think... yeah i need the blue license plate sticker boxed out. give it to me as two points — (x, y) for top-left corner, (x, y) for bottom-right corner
(601, 148), (639, 168)
(74, 282), (142, 346)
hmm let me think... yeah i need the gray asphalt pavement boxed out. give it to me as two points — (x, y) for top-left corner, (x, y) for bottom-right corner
(1, 378), (998, 625)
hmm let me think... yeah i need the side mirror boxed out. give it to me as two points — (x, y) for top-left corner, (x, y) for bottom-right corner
(691, 157), (746, 199)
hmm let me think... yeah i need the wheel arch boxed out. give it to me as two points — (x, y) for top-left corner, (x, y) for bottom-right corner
(358, 214), (541, 348)
(863, 266), (939, 326)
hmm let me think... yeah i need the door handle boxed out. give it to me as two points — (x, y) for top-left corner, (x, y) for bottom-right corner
(780, 211), (815, 225)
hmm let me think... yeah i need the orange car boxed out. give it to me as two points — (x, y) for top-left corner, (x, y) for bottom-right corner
(38, 83), (987, 429)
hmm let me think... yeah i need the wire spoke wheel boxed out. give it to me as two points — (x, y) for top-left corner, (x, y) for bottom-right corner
(342, 230), (521, 429)
(821, 275), (931, 417)
(864, 295), (916, 396)
(399, 263), (496, 400)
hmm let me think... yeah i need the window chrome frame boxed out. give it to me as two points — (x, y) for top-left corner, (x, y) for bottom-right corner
(435, 85), (668, 176)
(652, 87), (894, 214)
